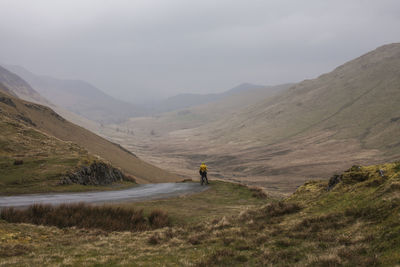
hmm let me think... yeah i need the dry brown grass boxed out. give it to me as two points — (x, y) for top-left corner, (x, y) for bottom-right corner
(196, 249), (236, 267)
(0, 244), (31, 257)
(0, 203), (170, 232)
(248, 186), (269, 199)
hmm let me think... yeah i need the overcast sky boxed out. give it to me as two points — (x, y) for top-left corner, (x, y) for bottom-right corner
(1, 0), (400, 103)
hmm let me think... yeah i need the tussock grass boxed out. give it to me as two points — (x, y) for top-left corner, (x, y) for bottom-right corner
(0, 203), (169, 232)
(196, 249), (236, 267)
(261, 201), (301, 217)
(0, 244), (31, 257)
(248, 186), (268, 199)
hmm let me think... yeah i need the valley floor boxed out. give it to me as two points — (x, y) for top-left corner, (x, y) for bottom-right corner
(100, 123), (385, 195)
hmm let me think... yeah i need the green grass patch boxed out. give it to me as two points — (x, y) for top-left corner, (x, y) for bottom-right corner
(117, 181), (268, 225)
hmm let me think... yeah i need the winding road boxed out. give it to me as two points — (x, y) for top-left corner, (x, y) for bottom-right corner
(0, 183), (209, 208)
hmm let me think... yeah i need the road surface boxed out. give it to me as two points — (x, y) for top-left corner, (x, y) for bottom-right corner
(0, 183), (209, 208)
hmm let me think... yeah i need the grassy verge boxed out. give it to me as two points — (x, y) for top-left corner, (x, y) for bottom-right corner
(116, 180), (268, 225)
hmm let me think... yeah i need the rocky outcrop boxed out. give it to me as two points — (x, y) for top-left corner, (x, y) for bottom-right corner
(60, 162), (135, 185)
(327, 174), (341, 191)
(0, 96), (16, 107)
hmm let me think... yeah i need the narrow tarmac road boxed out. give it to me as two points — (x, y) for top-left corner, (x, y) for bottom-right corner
(0, 183), (209, 208)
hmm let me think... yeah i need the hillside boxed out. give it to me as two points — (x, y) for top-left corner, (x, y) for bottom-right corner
(0, 80), (181, 185)
(0, 65), (103, 132)
(6, 65), (145, 123)
(1, 162), (399, 265)
(0, 84), (134, 194)
(208, 43), (400, 154)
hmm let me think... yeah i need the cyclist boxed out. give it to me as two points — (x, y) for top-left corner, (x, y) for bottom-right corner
(199, 162), (209, 185)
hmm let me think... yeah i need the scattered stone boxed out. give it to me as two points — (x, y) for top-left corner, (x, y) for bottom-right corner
(24, 103), (44, 111)
(16, 114), (36, 126)
(390, 117), (400, 123)
(13, 159), (24, 166)
(0, 96), (16, 107)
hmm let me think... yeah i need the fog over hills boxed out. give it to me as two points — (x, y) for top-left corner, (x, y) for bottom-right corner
(6, 65), (276, 121)
(0, 68), (181, 184)
(6, 65), (146, 124)
(0, 65), (51, 106)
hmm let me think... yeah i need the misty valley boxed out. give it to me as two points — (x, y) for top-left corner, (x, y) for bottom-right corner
(1, 1), (400, 266)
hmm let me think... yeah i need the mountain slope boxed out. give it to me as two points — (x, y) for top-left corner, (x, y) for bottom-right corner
(0, 83), (134, 194)
(208, 43), (400, 154)
(0, 65), (50, 106)
(6, 65), (145, 123)
(0, 77), (181, 184)
(0, 65), (102, 132)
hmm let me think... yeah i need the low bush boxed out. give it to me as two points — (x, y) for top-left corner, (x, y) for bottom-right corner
(148, 210), (169, 228)
(0, 203), (169, 232)
(249, 187), (268, 199)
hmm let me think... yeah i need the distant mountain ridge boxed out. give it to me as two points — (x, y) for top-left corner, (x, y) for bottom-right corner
(6, 65), (279, 120)
(6, 65), (145, 123)
(153, 83), (267, 113)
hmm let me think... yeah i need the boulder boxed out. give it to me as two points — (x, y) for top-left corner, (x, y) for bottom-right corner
(59, 161), (134, 185)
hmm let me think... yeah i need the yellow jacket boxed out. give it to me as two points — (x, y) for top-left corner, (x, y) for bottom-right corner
(199, 163), (208, 172)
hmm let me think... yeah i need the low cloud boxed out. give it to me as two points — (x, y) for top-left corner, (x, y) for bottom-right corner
(0, 0), (399, 102)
